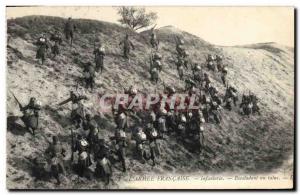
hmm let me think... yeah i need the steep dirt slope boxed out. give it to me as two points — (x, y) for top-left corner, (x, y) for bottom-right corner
(6, 16), (294, 189)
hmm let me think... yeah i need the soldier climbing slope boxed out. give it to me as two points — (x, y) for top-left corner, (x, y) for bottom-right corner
(73, 134), (92, 178)
(50, 29), (63, 59)
(10, 92), (42, 136)
(93, 43), (105, 73)
(35, 34), (49, 65)
(110, 129), (127, 172)
(150, 31), (159, 50)
(82, 114), (99, 153)
(94, 139), (112, 185)
(58, 91), (88, 128)
(119, 34), (135, 59)
(45, 136), (66, 185)
(83, 62), (96, 91)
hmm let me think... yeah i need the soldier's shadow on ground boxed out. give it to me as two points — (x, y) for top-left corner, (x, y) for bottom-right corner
(7, 115), (27, 136)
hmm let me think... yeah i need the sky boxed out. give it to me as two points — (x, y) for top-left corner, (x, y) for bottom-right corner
(6, 6), (294, 47)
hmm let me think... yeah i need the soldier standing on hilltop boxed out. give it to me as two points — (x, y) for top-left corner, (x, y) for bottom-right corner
(64, 17), (76, 46)
(119, 34), (135, 59)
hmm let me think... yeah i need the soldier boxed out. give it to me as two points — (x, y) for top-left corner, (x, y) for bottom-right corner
(36, 34), (49, 64)
(50, 30), (63, 58)
(175, 57), (186, 80)
(224, 86), (238, 106)
(210, 101), (222, 124)
(175, 38), (186, 57)
(192, 64), (203, 84)
(73, 134), (92, 178)
(215, 54), (223, 71)
(94, 139), (112, 185)
(119, 34), (135, 59)
(202, 73), (211, 90)
(58, 91), (88, 128)
(201, 102), (210, 123)
(110, 129), (127, 172)
(176, 113), (187, 138)
(45, 136), (66, 185)
(145, 123), (161, 166)
(64, 17), (76, 45)
(83, 114), (99, 153)
(134, 127), (148, 163)
(206, 54), (215, 71)
(150, 67), (159, 84)
(93, 44), (105, 73)
(250, 94), (261, 115)
(150, 53), (163, 72)
(83, 62), (96, 91)
(186, 112), (196, 138)
(221, 66), (228, 86)
(20, 97), (41, 135)
(166, 110), (177, 133)
(150, 31), (159, 50)
(157, 109), (168, 137)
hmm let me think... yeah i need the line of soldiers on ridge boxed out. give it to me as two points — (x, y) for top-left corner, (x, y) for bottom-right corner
(11, 17), (261, 185)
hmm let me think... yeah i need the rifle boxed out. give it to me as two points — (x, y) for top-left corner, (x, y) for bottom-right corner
(151, 24), (157, 32)
(10, 91), (23, 111)
(58, 97), (72, 106)
(149, 54), (154, 70)
(70, 127), (74, 162)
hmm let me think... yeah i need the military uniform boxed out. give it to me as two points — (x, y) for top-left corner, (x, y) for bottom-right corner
(64, 18), (76, 45)
(119, 35), (135, 59)
(83, 62), (96, 90)
(21, 97), (41, 135)
(58, 91), (87, 128)
(93, 46), (105, 73)
(150, 33), (159, 50)
(221, 67), (228, 86)
(45, 136), (66, 184)
(135, 127), (148, 163)
(83, 114), (99, 153)
(111, 130), (127, 172)
(50, 31), (62, 57)
(145, 123), (161, 166)
(36, 35), (49, 64)
(73, 135), (92, 177)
